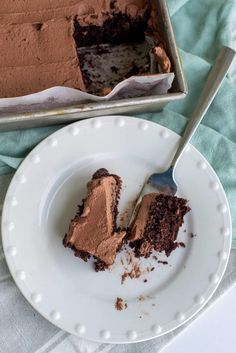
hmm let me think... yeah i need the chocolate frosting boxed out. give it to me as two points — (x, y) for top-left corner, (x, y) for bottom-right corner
(64, 175), (126, 265)
(0, 60), (85, 98)
(0, 15), (86, 97)
(0, 0), (149, 25)
(0, 19), (76, 68)
(129, 193), (156, 242)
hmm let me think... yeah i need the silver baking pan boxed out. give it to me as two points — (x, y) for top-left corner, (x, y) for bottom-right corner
(0, 0), (187, 131)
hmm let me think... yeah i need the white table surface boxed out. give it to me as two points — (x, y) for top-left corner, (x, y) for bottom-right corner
(162, 285), (236, 353)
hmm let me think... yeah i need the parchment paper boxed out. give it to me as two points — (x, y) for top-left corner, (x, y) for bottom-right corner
(0, 41), (174, 114)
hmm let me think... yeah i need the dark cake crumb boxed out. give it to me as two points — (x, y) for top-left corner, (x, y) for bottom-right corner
(111, 66), (119, 73)
(138, 295), (145, 301)
(115, 297), (128, 311)
(190, 232), (197, 238)
(110, 0), (116, 10)
(121, 262), (141, 284)
(124, 63), (140, 78)
(94, 259), (108, 272)
(33, 23), (43, 31)
(158, 260), (168, 265)
(92, 168), (109, 179)
(75, 250), (91, 262)
(121, 272), (128, 284)
(120, 249), (155, 284)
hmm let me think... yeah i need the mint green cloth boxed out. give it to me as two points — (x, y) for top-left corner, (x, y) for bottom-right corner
(0, 0), (236, 247)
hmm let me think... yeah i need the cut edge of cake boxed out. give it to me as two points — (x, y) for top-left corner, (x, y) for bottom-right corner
(129, 193), (191, 258)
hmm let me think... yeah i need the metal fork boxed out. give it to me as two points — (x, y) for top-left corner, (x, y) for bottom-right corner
(129, 46), (236, 225)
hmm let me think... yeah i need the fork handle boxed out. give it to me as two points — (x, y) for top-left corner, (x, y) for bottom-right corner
(170, 46), (236, 169)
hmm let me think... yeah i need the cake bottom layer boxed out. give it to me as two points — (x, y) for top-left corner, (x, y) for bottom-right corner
(78, 41), (152, 95)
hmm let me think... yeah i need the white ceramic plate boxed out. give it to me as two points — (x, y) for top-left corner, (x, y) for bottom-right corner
(2, 116), (231, 344)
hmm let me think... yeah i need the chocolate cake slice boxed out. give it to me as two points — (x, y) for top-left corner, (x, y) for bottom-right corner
(129, 193), (190, 258)
(63, 168), (126, 270)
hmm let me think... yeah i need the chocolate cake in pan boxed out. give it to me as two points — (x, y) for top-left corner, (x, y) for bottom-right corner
(0, 0), (171, 98)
